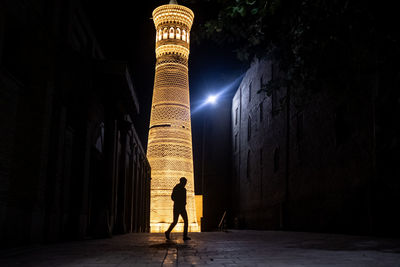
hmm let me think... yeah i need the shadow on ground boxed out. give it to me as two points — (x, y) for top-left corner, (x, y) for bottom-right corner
(149, 241), (190, 250)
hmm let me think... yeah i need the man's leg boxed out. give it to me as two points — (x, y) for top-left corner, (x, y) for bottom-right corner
(165, 207), (179, 239)
(181, 209), (190, 240)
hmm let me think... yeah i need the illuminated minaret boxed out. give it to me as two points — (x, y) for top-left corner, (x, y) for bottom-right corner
(147, 0), (199, 233)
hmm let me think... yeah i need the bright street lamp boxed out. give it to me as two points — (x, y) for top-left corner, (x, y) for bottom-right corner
(201, 93), (218, 221)
(205, 94), (218, 104)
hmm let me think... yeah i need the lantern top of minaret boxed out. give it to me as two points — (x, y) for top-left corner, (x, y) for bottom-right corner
(153, 0), (194, 30)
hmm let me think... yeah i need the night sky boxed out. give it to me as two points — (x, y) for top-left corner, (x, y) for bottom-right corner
(82, 0), (246, 147)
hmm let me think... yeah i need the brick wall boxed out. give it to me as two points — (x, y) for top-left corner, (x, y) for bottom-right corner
(232, 58), (375, 233)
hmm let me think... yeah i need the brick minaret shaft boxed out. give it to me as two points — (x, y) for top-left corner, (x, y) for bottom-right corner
(147, 0), (199, 233)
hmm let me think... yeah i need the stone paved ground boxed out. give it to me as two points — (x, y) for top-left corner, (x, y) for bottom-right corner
(1, 230), (400, 266)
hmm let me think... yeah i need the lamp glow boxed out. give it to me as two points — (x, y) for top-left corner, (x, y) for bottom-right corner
(206, 95), (218, 104)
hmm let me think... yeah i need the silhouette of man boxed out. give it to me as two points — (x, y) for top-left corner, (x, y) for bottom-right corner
(165, 177), (191, 240)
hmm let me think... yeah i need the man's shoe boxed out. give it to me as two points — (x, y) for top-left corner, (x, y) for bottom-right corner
(165, 231), (170, 240)
(183, 236), (191, 241)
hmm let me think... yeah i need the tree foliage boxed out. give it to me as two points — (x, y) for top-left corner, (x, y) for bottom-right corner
(195, 0), (400, 159)
(196, 0), (399, 102)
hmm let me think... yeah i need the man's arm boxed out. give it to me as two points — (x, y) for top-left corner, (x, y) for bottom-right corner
(171, 186), (177, 201)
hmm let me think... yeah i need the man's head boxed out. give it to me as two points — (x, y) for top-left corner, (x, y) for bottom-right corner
(179, 177), (187, 187)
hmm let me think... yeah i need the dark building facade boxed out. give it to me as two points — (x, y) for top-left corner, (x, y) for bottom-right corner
(0, 0), (150, 247)
(232, 58), (400, 236)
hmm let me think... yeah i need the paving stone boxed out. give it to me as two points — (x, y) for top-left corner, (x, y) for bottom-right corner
(0, 231), (400, 266)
